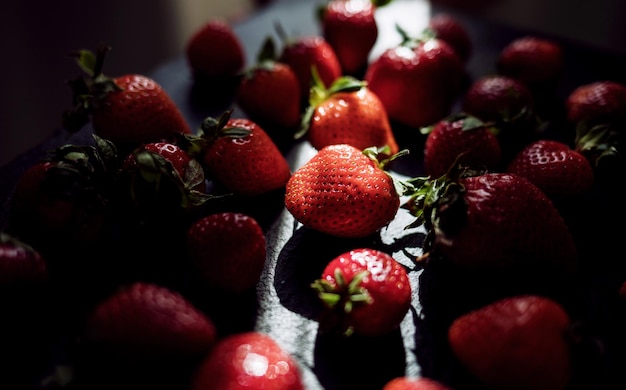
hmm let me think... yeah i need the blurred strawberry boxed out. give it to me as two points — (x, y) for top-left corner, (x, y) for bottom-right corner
(63, 46), (191, 150)
(427, 13), (472, 64)
(319, 0), (392, 76)
(566, 80), (626, 127)
(421, 113), (502, 178)
(298, 72), (399, 156)
(235, 36), (301, 138)
(365, 24), (463, 129)
(186, 212), (266, 293)
(311, 248), (412, 337)
(190, 331), (305, 390)
(0, 232), (48, 287)
(383, 376), (452, 390)
(277, 25), (342, 103)
(448, 295), (573, 390)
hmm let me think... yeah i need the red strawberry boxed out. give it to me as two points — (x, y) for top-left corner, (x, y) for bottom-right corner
(0, 232), (47, 287)
(403, 171), (578, 273)
(365, 25), (463, 129)
(298, 73), (399, 156)
(63, 46), (191, 149)
(185, 19), (245, 80)
(566, 80), (626, 127)
(84, 281), (217, 359)
(311, 248), (412, 337)
(277, 27), (342, 102)
(427, 13), (472, 63)
(319, 0), (391, 76)
(383, 376), (452, 390)
(236, 37), (301, 134)
(448, 295), (573, 390)
(199, 110), (292, 197)
(497, 36), (564, 93)
(506, 139), (594, 201)
(190, 331), (305, 390)
(422, 113), (502, 178)
(186, 212), (266, 293)
(284, 144), (403, 238)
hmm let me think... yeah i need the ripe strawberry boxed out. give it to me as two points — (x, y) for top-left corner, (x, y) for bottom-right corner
(284, 144), (403, 238)
(506, 139), (594, 201)
(83, 281), (217, 359)
(186, 212), (266, 293)
(448, 295), (573, 390)
(311, 248), (411, 337)
(0, 232), (47, 287)
(403, 171), (578, 273)
(276, 27), (342, 102)
(298, 73), (399, 156)
(383, 376), (452, 390)
(421, 113), (502, 178)
(190, 331), (305, 390)
(427, 13), (472, 63)
(365, 25), (463, 129)
(63, 46), (191, 149)
(236, 37), (301, 135)
(185, 19), (245, 81)
(497, 36), (564, 94)
(566, 80), (626, 127)
(319, 0), (391, 76)
(198, 110), (292, 197)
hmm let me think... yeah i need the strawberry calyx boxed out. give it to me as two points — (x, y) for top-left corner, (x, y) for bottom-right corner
(198, 109), (252, 145)
(420, 112), (500, 137)
(574, 122), (623, 168)
(297, 69), (365, 139)
(311, 268), (372, 337)
(240, 36), (280, 81)
(63, 45), (123, 134)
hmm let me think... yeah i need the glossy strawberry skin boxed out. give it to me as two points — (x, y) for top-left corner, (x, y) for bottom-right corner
(186, 212), (266, 293)
(92, 74), (191, 146)
(565, 80), (626, 126)
(284, 144), (400, 238)
(462, 75), (535, 124)
(315, 248), (412, 337)
(236, 61), (301, 131)
(186, 19), (245, 79)
(423, 115), (502, 178)
(279, 36), (342, 102)
(365, 39), (463, 129)
(84, 282), (217, 359)
(308, 87), (399, 155)
(203, 118), (292, 197)
(506, 139), (594, 200)
(322, 0), (378, 76)
(448, 295), (572, 390)
(0, 233), (48, 287)
(433, 173), (577, 271)
(427, 13), (472, 63)
(383, 376), (452, 390)
(190, 331), (305, 390)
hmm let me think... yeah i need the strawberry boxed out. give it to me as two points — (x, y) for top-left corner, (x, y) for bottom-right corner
(421, 113), (502, 178)
(506, 139), (594, 201)
(297, 72), (399, 156)
(402, 171), (578, 273)
(276, 26), (342, 103)
(198, 110), (292, 197)
(566, 80), (626, 127)
(236, 37), (301, 136)
(365, 24), (463, 129)
(63, 46), (191, 149)
(319, 0), (392, 76)
(427, 13), (472, 64)
(311, 248), (412, 337)
(185, 19), (245, 81)
(0, 232), (48, 287)
(186, 212), (266, 293)
(383, 376), (452, 390)
(83, 281), (217, 359)
(284, 144), (404, 238)
(448, 295), (573, 390)
(190, 331), (305, 390)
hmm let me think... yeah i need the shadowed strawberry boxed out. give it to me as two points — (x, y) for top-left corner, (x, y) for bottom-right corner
(190, 331), (305, 390)
(0, 232), (48, 287)
(427, 13), (472, 64)
(311, 248), (412, 337)
(63, 45), (191, 150)
(383, 376), (452, 390)
(297, 71), (399, 156)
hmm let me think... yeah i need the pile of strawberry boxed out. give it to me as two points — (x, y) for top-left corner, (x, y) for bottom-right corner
(1, 0), (626, 389)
